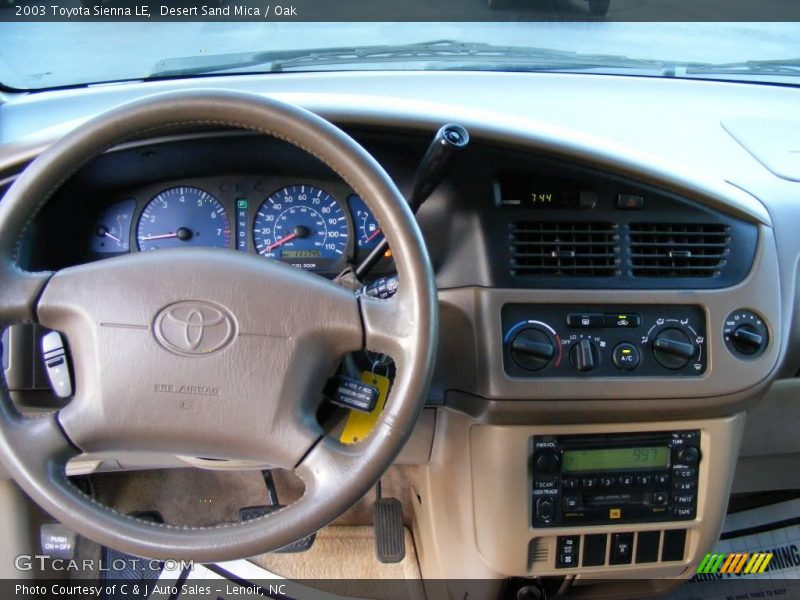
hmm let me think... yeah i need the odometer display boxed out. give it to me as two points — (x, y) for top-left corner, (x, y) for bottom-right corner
(137, 187), (231, 251)
(253, 185), (349, 270)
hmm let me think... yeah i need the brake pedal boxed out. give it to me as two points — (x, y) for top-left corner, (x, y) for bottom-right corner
(374, 494), (405, 564)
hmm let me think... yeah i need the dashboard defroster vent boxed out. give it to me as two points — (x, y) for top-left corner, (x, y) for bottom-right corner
(510, 221), (620, 277)
(629, 223), (731, 278)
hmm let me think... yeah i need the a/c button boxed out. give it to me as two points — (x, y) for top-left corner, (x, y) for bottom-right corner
(612, 343), (641, 371)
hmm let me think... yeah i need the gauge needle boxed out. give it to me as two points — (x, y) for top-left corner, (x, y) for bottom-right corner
(262, 233), (298, 253)
(365, 228), (383, 243)
(103, 231), (122, 243)
(140, 232), (178, 241)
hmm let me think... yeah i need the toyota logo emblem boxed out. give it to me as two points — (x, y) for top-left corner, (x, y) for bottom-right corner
(154, 301), (236, 356)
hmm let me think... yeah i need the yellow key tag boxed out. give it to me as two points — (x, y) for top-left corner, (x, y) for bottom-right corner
(339, 371), (390, 445)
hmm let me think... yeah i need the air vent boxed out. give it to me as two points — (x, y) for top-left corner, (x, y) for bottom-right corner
(528, 539), (551, 566)
(510, 221), (620, 277)
(629, 223), (731, 278)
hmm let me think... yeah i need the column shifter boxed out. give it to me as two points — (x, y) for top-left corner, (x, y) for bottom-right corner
(354, 123), (469, 280)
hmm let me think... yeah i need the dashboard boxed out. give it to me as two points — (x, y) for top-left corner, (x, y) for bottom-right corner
(1, 70), (799, 589)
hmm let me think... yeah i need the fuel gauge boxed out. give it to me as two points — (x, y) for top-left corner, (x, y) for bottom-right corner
(90, 198), (135, 254)
(348, 194), (383, 250)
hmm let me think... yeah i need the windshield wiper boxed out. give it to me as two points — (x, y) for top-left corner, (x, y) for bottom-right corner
(148, 40), (671, 78)
(682, 57), (800, 77)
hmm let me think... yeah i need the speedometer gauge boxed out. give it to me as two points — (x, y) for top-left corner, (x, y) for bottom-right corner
(253, 185), (349, 271)
(137, 187), (231, 251)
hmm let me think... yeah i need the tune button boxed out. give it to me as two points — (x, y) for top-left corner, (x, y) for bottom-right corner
(676, 446), (701, 466)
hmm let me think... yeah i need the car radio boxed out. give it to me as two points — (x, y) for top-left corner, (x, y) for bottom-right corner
(531, 431), (700, 528)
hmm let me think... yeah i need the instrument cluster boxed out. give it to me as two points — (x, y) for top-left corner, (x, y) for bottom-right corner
(89, 176), (388, 274)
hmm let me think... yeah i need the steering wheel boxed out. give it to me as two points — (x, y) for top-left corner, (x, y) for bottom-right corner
(0, 91), (438, 562)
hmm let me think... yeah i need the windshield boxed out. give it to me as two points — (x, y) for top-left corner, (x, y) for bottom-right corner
(1, 21), (798, 90)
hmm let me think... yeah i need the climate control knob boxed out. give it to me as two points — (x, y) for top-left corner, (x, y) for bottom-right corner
(652, 328), (696, 370)
(510, 328), (556, 372)
(569, 339), (599, 372)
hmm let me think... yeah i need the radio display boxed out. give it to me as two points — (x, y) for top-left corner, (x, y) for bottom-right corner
(562, 447), (670, 473)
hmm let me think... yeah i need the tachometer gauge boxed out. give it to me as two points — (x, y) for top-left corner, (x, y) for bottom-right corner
(91, 198), (135, 254)
(137, 187), (231, 251)
(253, 185), (349, 271)
(348, 194), (383, 250)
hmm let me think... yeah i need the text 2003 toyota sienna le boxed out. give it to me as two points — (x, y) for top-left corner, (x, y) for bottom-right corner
(0, 6), (799, 600)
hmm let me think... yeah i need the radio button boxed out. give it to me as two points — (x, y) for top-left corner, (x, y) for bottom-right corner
(600, 476), (616, 488)
(563, 477), (579, 489)
(674, 494), (695, 505)
(535, 450), (561, 475)
(535, 497), (556, 523)
(652, 491), (669, 506)
(582, 477), (598, 489)
(637, 475), (652, 486)
(671, 507), (695, 518)
(674, 481), (696, 492)
(655, 473), (670, 485)
(620, 475), (635, 487)
(673, 468), (696, 479)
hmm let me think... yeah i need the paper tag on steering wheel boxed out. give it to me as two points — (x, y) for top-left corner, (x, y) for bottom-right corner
(339, 371), (390, 445)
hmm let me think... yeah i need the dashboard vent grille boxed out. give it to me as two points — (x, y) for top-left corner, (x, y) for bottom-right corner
(629, 223), (731, 278)
(510, 221), (620, 277)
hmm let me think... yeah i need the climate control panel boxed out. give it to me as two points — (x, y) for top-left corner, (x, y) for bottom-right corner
(502, 305), (706, 377)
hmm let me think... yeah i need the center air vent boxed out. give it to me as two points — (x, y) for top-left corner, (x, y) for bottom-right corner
(629, 223), (731, 278)
(510, 221), (619, 277)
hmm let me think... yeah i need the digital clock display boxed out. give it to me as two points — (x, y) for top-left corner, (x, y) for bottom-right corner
(562, 447), (670, 473)
(495, 172), (595, 209)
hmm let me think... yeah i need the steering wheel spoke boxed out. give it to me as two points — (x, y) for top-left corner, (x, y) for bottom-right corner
(0, 265), (52, 327)
(0, 403), (78, 483)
